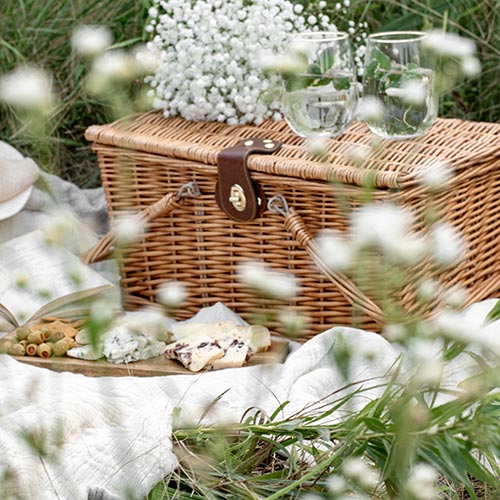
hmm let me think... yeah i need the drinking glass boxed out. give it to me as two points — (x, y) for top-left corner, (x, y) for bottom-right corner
(281, 31), (358, 138)
(362, 31), (437, 140)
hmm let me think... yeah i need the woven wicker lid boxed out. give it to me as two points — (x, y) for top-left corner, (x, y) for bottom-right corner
(85, 111), (500, 189)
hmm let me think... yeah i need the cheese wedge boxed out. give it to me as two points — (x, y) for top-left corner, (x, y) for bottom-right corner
(207, 337), (252, 370)
(164, 334), (224, 372)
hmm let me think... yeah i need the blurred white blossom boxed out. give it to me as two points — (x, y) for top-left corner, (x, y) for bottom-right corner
(430, 222), (466, 266)
(383, 323), (409, 341)
(356, 96), (384, 121)
(351, 203), (426, 264)
(344, 143), (371, 166)
(316, 230), (353, 271)
(238, 261), (299, 300)
(307, 137), (329, 158)
(409, 338), (443, 385)
(71, 25), (113, 57)
(0, 65), (55, 114)
(342, 457), (379, 490)
(433, 310), (478, 344)
(157, 281), (188, 308)
(418, 160), (454, 191)
(326, 474), (347, 494)
(278, 310), (309, 337)
(114, 214), (146, 247)
(422, 30), (476, 59)
(90, 299), (115, 325)
(443, 285), (468, 308)
(418, 278), (440, 301)
(461, 56), (481, 77)
(406, 463), (438, 500)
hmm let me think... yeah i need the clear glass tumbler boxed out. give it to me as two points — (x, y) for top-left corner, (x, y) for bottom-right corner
(362, 31), (438, 140)
(281, 31), (358, 138)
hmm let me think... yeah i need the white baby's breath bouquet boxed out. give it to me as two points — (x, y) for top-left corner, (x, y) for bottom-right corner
(144, 0), (335, 125)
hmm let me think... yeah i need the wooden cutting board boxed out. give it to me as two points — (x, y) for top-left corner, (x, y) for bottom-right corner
(13, 337), (290, 377)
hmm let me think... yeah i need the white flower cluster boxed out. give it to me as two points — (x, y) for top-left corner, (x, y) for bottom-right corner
(144, 0), (334, 125)
(316, 201), (467, 271)
(0, 65), (55, 114)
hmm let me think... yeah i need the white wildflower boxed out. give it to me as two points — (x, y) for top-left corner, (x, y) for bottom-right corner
(418, 278), (440, 301)
(41, 210), (78, 248)
(406, 463), (438, 500)
(238, 261), (300, 300)
(351, 203), (424, 264)
(409, 339), (443, 385)
(293, 4), (303, 14)
(418, 159), (454, 190)
(91, 50), (136, 80)
(133, 44), (160, 74)
(344, 143), (371, 166)
(315, 230), (353, 271)
(433, 310), (478, 344)
(430, 222), (466, 266)
(156, 281), (188, 308)
(307, 137), (328, 158)
(0, 65), (54, 113)
(385, 79), (426, 105)
(461, 56), (481, 77)
(307, 15), (317, 25)
(90, 299), (115, 325)
(342, 457), (379, 490)
(356, 96), (384, 121)
(258, 53), (307, 77)
(443, 285), (468, 308)
(278, 310), (309, 337)
(422, 30), (476, 59)
(383, 323), (408, 341)
(326, 474), (346, 494)
(114, 214), (145, 247)
(71, 25), (113, 57)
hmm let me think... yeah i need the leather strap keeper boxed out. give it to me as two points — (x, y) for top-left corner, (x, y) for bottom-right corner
(215, 138), (283, 222)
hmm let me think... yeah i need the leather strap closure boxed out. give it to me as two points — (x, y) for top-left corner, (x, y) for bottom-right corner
(215, 138), (282, 222)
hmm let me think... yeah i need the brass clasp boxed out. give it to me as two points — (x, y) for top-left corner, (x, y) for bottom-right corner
(229, 184), (246, 212)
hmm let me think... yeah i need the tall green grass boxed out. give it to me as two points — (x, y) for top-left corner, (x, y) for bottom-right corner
(0, 0), (148, 187)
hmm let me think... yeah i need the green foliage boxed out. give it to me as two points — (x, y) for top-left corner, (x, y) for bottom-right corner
(0, 0), (149, 187)
(148, 380), (500, 499)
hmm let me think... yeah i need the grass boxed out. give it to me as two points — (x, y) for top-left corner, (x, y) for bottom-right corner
(0, 0), (149, 187)
(146, 378), (500, 499)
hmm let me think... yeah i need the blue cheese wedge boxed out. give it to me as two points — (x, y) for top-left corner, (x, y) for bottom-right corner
(164, 334), (224, 372)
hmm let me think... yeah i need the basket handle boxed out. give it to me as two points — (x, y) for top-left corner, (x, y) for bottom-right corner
(81, 182), (201, 265)
(268, 195), (385, 324)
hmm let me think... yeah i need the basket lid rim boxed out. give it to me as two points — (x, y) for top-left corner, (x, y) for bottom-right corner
(85, 111), (500, 190)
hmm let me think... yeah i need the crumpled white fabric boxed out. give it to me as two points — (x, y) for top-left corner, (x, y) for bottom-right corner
(1, 298), (498, 500)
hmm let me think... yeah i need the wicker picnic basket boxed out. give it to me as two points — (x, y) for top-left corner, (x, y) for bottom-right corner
(84, 111), (500, 338)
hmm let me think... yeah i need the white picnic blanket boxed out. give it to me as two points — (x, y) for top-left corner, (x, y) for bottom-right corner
(1, 299), (498, 500)
(0, 159), (499, 499)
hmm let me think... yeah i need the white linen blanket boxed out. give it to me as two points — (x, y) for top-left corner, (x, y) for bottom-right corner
(1, 298), (498, 500)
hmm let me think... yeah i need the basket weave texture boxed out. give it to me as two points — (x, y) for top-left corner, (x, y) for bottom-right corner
(85, 111), (500, 339)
